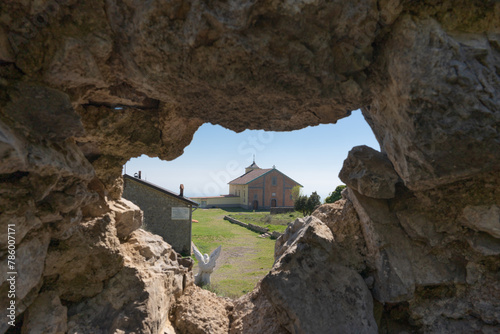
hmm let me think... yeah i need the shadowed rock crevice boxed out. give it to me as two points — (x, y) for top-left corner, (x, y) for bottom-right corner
(0, 0), (499, 332)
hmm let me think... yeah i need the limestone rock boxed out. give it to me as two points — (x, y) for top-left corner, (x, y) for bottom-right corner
(312, 200), (367, 272)
(263, 263), (377, 334)
(46, 37), (108, 89)
(76, 104), (202, 197)
(364, 14), (500, 191)
(274, 216), (334, 262)
(396, 210), (442, 247)
(466, 231), (500, 256)
(21, 291), (67, 334)
(407, 264), (500, 333)
(3, 83), (84, 141)
(345, 174), (500, 330)
(110, 198), (143, 240)
(172, 286), (233, 334)
(0, 231), (50, 334)
(230, 284), (288, 334)
(460, 205), (500, 239)
(264, 216), (377, 334)
(0, 210), (42, 250)
(378, 0), (403, 26)
(0, 120), (27, 174)
(67, 229), (192, 333)
(43, 215), (123, 302)
(347, 188), (463, 303)
(339, 145), (400, 199)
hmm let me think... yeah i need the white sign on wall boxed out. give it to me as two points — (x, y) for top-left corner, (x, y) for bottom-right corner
(172, 207), (190, 220)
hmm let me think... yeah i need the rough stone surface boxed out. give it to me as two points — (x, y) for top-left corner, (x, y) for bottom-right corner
(43, 215), (124, 302)
(230, 284), (288, 334)
(0, 231), (50, 333)
(364, 11), (500, 191)
(339, 145), (400, 199)
(109, 198), (143, 240)
(172, 286), (233, 334)
(77, 105), (202, 197)
(312, 199), (367, 272)
(67, 228), (193, 333)
(21, 291), (67, 334)
(348, 187), (465, 303)
(0, 0), (499, 333)
(263, 216), (377, 334)
(346, 175), (500, 332)
(460, 205), (500, 239)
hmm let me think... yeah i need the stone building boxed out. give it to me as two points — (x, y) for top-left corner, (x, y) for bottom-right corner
(191, 161), (302, 210)
(122, 174), (198, 255)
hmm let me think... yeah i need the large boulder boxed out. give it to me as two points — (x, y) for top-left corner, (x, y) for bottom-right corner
(339, 145), (401, 199)
(43, 215), (124, 302)
(66, 229), (193, 333)
(311, 199), (367, 272)
(230, 284), (288, 334)
(172, 286), (233, 334)
(364, 13), (500, 191)
(262, 217), (377, 334)
(346, 187), (463, 303)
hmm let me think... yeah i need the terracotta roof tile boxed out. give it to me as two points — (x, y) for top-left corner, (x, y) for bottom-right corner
(228, 168), (272, 185)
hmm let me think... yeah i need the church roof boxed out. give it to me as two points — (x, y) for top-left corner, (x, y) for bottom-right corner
(229, 168), (272, 185)
(246, 161), (260, 169)
(229, 167), (303, 187)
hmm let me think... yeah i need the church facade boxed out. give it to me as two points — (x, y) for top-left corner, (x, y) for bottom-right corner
(190, 161), (302, 210)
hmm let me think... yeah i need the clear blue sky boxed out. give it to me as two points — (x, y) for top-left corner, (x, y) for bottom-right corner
(124, 109), (379, 201)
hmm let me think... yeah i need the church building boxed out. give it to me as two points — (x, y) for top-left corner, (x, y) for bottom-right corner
(190, 161), (302, 210)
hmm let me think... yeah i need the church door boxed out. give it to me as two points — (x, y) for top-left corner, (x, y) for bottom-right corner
(253, 200), (259, 210)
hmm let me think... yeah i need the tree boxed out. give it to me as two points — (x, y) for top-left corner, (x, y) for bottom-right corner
(294, 195), (308, 216)
(291, 185), (302, 203)
(294, 191), (321, 216)
(306, 191), (321, 215)
(325, 185), (346, 203)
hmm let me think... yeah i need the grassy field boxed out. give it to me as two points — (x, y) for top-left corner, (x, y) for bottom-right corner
(191, 208), (299, 298)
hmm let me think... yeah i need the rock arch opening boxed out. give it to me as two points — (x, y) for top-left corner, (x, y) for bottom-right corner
(118, 110), (380, 297)
(0, 1), (498, 333)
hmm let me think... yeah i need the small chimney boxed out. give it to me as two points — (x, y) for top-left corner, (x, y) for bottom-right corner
(138, 171), (142, 179)
(180, 184), (184, 197)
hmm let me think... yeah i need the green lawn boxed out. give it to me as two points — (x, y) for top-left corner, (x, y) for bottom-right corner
(191, 208), (298, 298)
(227, 210), (303, 233)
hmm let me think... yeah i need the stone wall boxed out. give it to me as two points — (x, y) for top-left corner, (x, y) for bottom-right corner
(224, 216), (269, 234)
(123, 177), (192, 255)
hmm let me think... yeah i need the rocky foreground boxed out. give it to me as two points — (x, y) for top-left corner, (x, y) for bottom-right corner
(1, 0), (499, 333)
